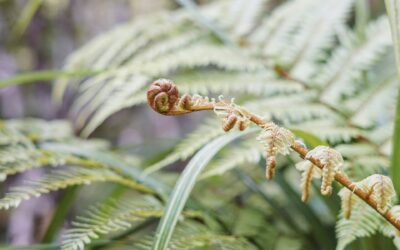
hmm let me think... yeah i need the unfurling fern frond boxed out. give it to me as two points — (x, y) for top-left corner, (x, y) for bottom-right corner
(336, 196), (384, 250)
(257, 122), (295, 179)
(296, 146), (343, 199)
(336, 175), (396, 249)
(296, 161), (320, 202)
(359, 174), (396, 213)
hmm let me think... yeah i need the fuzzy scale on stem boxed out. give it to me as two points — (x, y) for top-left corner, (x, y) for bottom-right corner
(146, 79), (400, 231)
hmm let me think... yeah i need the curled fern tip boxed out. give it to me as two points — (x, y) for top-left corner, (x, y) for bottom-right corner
(147, 79), (179, 114)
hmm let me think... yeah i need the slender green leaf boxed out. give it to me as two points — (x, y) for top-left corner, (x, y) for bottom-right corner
(385, 0), (400, 196)
(355, 0), (370, 40)
(152, 129), (255, 250)
(10, 0), (42, 40)
(41, 186), (79, 243)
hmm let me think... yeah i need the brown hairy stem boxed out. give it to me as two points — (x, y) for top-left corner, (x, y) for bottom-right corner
(146, 80), (400, 231)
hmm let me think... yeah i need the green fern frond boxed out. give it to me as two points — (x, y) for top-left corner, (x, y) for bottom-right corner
(48, 1), (400, 248)
(344, 157), (389, 180)
(103, 220), (258, 250)
(175, 71), (304, 96)
(350, 76), (398, 127)
(0, 119), (112, 181)
(293, 122), (362, 144)
(200, 142), (262, 179)
(144, 118), (226, 174)
(250, 0), (305, 46)
(71, 74), (149, 132)
(0, 148), (68, 179)
(61, 196), (163, 250)
(67, 40), (264, 134)
(317, 17), (392, 105)
(335, 143), (388, 179)
(289, 0), (354, 80)
(3, 118), (74, 141)
(226, 0), (268, 37)
(368, 123), (394, 145)
(336, 198), (384, 250)
(0, 167), (153, 210)
(260, 0), (322, 64)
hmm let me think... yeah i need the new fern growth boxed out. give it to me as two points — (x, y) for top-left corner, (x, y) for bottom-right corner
(146, 79), (400, 232)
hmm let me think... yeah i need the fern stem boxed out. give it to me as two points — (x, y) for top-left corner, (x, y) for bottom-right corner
(9, 0), (43, 41)
(147, 81), (400, 231)
(0, 69), (100, 89)
(355, 0), (370, 40)
(41, 186), (79, 243)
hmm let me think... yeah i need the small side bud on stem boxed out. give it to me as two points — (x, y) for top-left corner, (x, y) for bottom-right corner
(178, 94), (193, 110)
(222, 114), (238, 132)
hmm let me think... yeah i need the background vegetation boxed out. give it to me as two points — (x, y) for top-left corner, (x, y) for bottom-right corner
(0, 0), (400, 249)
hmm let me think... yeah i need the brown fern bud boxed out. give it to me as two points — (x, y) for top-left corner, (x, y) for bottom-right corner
(237, 119), (249, 131)
(222, 114), (238, 132)
(147, 79), (179, 114)
(178, 94), (193, 110)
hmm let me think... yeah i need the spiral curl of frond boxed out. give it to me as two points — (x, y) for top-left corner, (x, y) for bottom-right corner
(178, 94), (193, 110)
(147, 79), (179, 113)
(145, 77), (400, 233)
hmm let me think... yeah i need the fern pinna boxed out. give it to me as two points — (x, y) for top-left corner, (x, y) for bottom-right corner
(0, 0), (399, 249)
